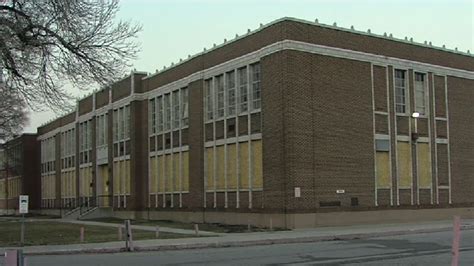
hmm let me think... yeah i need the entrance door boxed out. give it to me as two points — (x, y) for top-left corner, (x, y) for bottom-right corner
(97, 164), (111, 207)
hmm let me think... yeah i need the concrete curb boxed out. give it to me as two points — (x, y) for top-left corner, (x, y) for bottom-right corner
(5, 224), (472, 256)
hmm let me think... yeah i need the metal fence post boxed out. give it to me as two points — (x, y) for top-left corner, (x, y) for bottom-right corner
(125, 220), (134, 251)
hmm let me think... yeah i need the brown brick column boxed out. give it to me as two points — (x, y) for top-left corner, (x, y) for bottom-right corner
(55, 133), (61, 209)
(91, 117), (97, 203)
(187, 79), (204, 209)
(130, 100), (148, 211)
(107, 109), (114, 207)
(261, 51), (288, 213)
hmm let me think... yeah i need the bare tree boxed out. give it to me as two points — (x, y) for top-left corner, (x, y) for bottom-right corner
(0, 85), (28, 142)
(0, 0), (141, 111)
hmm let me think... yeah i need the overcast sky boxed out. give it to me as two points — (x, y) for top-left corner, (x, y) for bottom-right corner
(23, 0), (474, 133)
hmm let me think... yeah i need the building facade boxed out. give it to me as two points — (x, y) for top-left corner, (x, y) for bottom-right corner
(0, 134), (40, 214)
(36, 17), (474, 227)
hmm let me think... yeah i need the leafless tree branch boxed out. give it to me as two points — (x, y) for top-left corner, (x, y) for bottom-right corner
(0, 0), (142, 112)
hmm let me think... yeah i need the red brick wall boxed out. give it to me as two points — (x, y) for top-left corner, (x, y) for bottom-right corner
(447, 76), (474, 205)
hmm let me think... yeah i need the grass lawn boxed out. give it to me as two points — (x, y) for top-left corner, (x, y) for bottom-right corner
(88, 217), (287, 233)
(0, 220), (193, 247)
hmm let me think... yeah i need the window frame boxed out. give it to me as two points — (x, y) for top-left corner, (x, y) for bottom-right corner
(394, 69), (408, 115)
(414, 72), (428, 116)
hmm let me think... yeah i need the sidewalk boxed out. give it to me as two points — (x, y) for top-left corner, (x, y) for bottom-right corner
(30, 218), (222, 236)
(1, 219), (473, 256)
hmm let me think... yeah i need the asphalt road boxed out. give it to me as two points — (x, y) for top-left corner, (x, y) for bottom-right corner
(6, 229), (474, 265)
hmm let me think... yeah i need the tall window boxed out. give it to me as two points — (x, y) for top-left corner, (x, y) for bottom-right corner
(226, 71), (236, 116)
(61, 129), (76, 169)
(157, 96), (163, 132)
(164, 94), (171, 130)
(173, 90), (180, 129)
(149, 99), (156, 135)
(415, 73), (426, 115)
(113, 105), (130, 157)
(79, 120), (92, 164)
(238, 67), (248, 113)
(113, 109), (118, 142)
(96, 114), (107, 147)
(125, 105), (130, 138)
(395, 69), (407, 114)
(251, 63), (261, 110)
(215, 75), (224, 118)
(204, 79), (213, 121)
(181, 87), (189, 126)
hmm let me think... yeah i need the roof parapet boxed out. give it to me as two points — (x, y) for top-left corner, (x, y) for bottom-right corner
(141, 16), (472, 82)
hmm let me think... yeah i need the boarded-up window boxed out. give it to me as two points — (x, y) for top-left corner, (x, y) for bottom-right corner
(227, 144), (237, 190)
(205, 148), (214, 190)
(149, 157), (157, 194)
(113, 162), (120, 196)
(157, 156), (164, 193)
(182, 152), (189, 192)
(165, 155), (172, 192)
(173, 154), (179, 191)
(376, 151), (391, 188)
(418, 143), (432, 188)
(239, 142), (249, 189)
(397, 141), (412, 188)
(252, 140), (263, 189)
(216, 145), (225, 190)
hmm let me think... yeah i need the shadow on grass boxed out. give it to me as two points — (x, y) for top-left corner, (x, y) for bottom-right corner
(0, 221), (194, 247)
(88, 217), (289, 233)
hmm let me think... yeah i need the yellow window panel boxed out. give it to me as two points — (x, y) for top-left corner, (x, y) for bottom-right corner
(155, 156), (160, 193)
(67, 171), (71, 197)
(46, 176), (49, 198)
(239, 142), (249, 189)
(216, 145), (225, 190)
(227, 144), (237, 190)
(252, 140), (263, 189)
(397, 141), (412, 188)
(53, 174), (56, 198)
(125, 160), (131, 195)
(82, 169), (86, 197)
(113, 162), (120, 196)
(165, 155), (172, 192)
(149, 157), (157, 194)
(72, 172), (77, 197)
(65, 173), (68, 198)
(43, 178), (45, 198)
(182, 152), (189, 191)
(158, 156), (165, 193)
(121, 161), (125, 194)
(49, 175), (53, 199)
(81, 168), (86, 197)
(89, 167), (93, 196)
(173, 154), (180, 192)
(418, 143), (432, 189)
(64, 173), (67, 198)
(82, 168), (86, 197)
(205, 148), (214, 190)
(78, 168), (83, 196)
(376, 151), (391, 188)
(0, 180), (5, 199)
(60, 174), (64, 198)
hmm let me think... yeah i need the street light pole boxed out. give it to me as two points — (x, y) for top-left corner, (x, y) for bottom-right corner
(412, 112), (420, 205)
